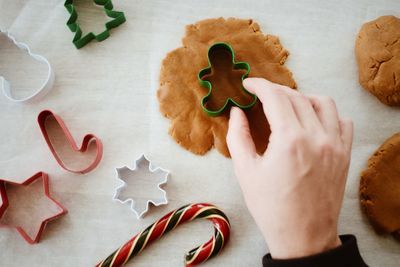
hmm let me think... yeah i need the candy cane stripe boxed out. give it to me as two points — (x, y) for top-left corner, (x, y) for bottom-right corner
(173, 204), (192, 229)
(129, 229), (150, 257)
(109, 246), (123, 266)
(209, 229), (224, 259)
(186, 243), (205, 265)
(139, 220), (159, 253)
(197, 208), (230, 223)
(164, 205), (187, 233)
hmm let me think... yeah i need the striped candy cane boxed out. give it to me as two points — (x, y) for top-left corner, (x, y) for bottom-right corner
(96, 203), (231, 267)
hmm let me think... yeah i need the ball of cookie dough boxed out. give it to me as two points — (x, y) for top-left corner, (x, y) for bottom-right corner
(355, 15), (400, 106)
(360, 133), (400, 236)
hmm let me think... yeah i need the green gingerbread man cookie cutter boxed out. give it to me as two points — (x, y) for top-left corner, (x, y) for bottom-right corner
(198, 42), (257, 117)
(64, 0), (126, 49)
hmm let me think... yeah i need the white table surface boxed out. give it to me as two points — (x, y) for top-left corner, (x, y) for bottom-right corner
(0, 0), (399, 266)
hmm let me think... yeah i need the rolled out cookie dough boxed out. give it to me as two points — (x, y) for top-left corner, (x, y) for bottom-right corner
(355, 15), (400, 106)
(157, 18), (296, 157)
(360, 133), (400, 236)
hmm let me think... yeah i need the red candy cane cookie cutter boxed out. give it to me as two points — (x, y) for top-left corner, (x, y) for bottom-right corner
(37, 110), (103, 174)
(97, 203), (231, 267)
(0, 172), (67, 244)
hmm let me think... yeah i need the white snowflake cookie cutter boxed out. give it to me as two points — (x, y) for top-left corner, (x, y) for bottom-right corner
(113, 154), (169, 218)
(0, 29), (55, 103)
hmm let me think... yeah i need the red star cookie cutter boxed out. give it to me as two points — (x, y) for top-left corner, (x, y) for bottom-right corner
(0, 172), (67, 244)
(38, 110), (103, 174)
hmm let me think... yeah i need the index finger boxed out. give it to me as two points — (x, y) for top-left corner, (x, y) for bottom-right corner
(243, 78), (301, 130)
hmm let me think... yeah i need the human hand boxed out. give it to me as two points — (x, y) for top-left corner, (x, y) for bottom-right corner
(227, 78), (353, 259)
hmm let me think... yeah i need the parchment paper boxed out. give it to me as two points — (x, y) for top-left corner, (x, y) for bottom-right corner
(0, 0), (399, 266)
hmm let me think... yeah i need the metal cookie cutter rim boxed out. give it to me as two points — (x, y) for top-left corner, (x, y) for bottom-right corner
(198, 42), (257, 116)
(0, 29), (55, 103)
(0, 172), (67, 244)
(37, 110), (103, 174)
(64, 0), (126, 49)
(113, 154), (169, 219)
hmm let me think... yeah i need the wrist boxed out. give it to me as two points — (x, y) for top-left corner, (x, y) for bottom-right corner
(266, 231), (342, 260)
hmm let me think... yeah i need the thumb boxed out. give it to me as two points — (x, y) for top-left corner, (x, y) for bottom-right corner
(227, 107), (257, 160)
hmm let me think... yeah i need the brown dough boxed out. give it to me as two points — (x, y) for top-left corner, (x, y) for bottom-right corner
(360, 133), (400, 236)
(355, 15), (400, 106)
(157, 18), (296, 157)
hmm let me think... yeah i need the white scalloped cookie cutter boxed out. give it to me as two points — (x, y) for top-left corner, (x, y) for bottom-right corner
(113, 154), (169, 218)
(0, 29), (55, 103)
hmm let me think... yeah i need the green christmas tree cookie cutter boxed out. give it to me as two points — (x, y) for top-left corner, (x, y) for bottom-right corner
(198, 42), (257, 117)
(64, 0), (126, 49)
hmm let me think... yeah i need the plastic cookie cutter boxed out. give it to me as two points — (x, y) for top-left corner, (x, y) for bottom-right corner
(113, 154), (169, 218)
(96, 203), (231, 267)
(64, 0), (126, 49)
(0, 172), (67, 244)
(37, 110), (103, 174)
(0, 29), (55, 103)
(197, 42), (257, 116)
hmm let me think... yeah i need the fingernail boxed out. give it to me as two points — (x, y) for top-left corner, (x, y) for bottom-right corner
(230, 106), (236, 116)
(243, 78), (256, 87)
(230, 106), (239, 117)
